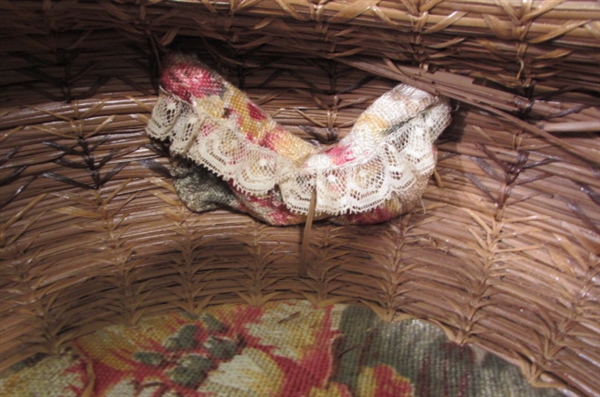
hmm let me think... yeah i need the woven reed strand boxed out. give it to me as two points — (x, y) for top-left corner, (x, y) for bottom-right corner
(0, 1), (598, 396)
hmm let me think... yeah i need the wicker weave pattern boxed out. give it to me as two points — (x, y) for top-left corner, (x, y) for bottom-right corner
(0, 1), (599, 396)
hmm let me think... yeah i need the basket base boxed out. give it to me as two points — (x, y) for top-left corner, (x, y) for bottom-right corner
(0, 300), (565, 397)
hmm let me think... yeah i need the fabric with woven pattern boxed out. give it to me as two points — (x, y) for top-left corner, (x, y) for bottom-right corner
(146, 54), (451, 225)
(0, 301), (564, 397)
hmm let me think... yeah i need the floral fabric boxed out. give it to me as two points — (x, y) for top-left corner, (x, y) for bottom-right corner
(0, 301), (563, 397)
(146, 54), (451, 225)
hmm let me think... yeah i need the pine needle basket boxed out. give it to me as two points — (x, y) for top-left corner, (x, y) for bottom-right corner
(0, 1), (598, 396)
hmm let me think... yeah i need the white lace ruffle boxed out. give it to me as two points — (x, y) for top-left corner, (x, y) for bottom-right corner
(147, 85), (451, 216)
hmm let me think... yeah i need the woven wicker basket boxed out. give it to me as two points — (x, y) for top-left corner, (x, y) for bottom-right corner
(1, 1), (598, 396)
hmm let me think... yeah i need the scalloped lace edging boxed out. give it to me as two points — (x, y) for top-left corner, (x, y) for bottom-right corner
(146, 56), (451, 217)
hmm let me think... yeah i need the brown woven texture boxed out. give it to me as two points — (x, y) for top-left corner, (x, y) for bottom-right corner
(0, 1), (598, 396)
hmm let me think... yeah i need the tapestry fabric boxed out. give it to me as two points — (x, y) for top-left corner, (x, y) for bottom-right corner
(0, 301), (563, 397)
(146, 54), (451, 225)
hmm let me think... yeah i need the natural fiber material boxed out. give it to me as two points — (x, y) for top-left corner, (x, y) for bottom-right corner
(0, 1), (598, 396)
(147, 53), (451, 225)
(0, 300), (563, 397)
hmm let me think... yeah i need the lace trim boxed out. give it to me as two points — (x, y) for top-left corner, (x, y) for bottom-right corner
(146, 58), (451, 216)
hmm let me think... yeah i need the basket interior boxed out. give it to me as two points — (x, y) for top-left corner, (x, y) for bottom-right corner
(1, 1), (599, 396)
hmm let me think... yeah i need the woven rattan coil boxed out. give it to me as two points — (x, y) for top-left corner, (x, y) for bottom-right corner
(0, 1), (598, 396)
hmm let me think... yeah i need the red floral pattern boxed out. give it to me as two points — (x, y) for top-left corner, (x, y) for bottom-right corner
(147, 54), (450, 225)
(323, 145), (355, 166)
(247, 102), (267, 121)
(161, 59), (225, 103)
(0, 301), (563, 397)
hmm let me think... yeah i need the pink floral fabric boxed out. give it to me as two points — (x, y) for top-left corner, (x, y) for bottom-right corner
(146, 54), (451, 225)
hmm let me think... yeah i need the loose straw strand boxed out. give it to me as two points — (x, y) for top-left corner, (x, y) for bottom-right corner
(299, 189), (317, 277)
